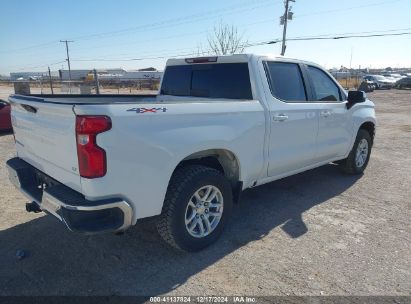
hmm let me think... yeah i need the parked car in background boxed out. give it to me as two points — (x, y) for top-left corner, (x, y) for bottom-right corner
(364, 75), (393, 89)
(380, 75), (398, 85)
(0, 99), (12, 131)
(395, 77), (411, 89)
(382, 74), (403, 83)
(358, 79), (375, 92)
(383, 73), (405, 80)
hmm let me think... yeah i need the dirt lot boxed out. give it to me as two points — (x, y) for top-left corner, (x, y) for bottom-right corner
(0, 90), (410, 296)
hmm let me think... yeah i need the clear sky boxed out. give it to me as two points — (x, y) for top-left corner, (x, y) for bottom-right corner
(1, 0), (410, 74)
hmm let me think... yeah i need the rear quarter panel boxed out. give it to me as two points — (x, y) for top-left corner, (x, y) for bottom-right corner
(74, 100), (266, 222)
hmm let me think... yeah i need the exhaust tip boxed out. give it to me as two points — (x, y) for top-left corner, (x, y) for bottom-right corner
(26, 202), (42, 213)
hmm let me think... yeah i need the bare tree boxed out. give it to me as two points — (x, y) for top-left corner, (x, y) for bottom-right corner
(196, 42), (206, 56)
(207, 22), (247, 55)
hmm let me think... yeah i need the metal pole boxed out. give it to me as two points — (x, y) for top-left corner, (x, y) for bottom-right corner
(93, 69), (100, 95)
(358, 65), (361, 90)
(48, 66), (54, 94)
(281, 0), (290, 56)
(60, 40), (74, 93)
(349, 48), (353, 89)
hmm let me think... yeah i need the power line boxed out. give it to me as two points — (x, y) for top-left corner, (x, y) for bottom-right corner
(273, 31), (411, 42)
(58, 0), (411, 52)
(12, 60), (66, 71)
(72, 30), (209, 53)
(0, 41), (59, 54)
(5, 29), (410, 71)
(69, 0), (278, 41)
(73, 46), (203, 61)
(71, 25), (411, 59)
(295, 0), (403, 18)
(288, 27), (411, 39)
(68, 31), (411, 63)
(0, 0), (278, 55)
(1, 0), (405, 56)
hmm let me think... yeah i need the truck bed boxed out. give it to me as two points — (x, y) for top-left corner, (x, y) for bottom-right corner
(10, 94), (248, 105)
(12, 94), (158, 105)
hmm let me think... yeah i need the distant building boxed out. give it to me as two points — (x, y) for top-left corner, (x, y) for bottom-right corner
(98, 71), (163, 81)
(59, 70), (91, 81)
(122, 71), (163, 80)
(59, 68), (128, 80)
(55, 68), (163, 81)
(10, 72), (46, 80)
(329, 71), (351, 79)
(98, 68), (126, 75)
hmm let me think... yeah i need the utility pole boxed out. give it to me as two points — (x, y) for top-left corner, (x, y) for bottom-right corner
(280, 0), (295, 56)
(48, 66), (54, 94)
(60, 40), (74, 92)
(93, 69), (100, 95)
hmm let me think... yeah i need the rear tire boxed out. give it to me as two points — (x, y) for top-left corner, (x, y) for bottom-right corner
(339, 129), (372, 174)
(156, 165), (233, 252)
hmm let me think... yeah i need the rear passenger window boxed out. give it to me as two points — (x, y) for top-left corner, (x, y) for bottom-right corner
(264, 62), (307, 102)
(307, 66), (342, 102)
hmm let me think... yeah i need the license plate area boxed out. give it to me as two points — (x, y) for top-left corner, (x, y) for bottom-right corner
(7, 158), (59, 203)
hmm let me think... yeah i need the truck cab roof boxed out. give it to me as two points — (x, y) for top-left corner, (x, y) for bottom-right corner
(166, 53), (322, 68)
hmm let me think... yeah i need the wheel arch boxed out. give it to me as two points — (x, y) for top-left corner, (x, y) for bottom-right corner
(174, 149), (241, 185)
(359, 121), (375, 145)
(170, 149), (243, 203)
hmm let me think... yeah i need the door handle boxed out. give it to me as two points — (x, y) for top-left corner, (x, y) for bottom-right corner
(320, 110), (332, 117)
(273, 114), (288, 122)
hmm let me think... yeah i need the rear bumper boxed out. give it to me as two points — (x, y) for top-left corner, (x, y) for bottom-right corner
(6, 157), (132, 234)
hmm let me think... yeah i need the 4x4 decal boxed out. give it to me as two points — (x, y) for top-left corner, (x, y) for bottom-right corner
(127, 107), (167, 114)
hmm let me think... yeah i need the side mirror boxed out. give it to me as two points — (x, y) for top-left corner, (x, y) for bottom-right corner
(347, 90), (366, 109)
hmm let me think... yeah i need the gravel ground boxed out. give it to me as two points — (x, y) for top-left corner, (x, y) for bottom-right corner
(0, 90), (410, 296)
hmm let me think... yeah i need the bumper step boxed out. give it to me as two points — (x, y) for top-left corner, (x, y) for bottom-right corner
(6, 157), (132, 234)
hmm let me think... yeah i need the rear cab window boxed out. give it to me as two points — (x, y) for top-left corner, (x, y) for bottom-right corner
(160, 63), (253, 100)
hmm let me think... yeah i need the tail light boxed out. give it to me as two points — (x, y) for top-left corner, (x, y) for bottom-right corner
(75, 115), (111, 178)
(185, 56), (218, 64)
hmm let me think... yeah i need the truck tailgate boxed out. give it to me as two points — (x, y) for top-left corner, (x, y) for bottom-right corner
(9, 95), (81, 192)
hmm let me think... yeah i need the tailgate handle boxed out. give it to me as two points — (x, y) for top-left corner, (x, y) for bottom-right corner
(21, 104), (38, 113)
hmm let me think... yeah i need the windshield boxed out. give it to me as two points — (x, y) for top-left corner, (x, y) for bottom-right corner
(375, 75), (385, 80)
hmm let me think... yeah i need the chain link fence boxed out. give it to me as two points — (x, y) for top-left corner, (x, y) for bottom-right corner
(0, 77), (160, 96)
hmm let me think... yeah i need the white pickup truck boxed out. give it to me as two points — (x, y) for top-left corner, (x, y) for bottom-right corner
(7, 54), (376, 251)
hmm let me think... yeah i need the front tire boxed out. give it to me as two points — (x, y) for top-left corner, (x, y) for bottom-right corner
(156, 165), (233, 252)
(339, 129), (372, 174)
